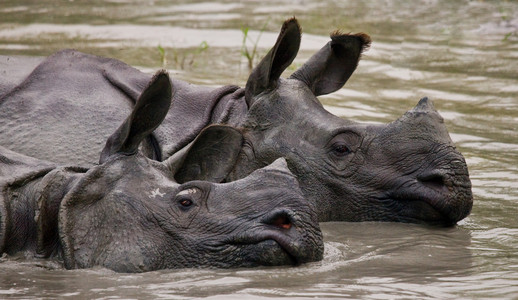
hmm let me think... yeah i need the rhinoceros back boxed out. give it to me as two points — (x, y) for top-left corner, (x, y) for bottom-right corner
(1, 50), (248, 165)
(0, 50), (138, 166)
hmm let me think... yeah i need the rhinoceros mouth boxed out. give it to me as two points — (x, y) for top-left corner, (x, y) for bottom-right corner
(388, 170), (473, 226)
(401, 198), (454, 226)
(389, 189), (460, 226)
(228, 229), (303, 266)
(256, 234), (301, 265)
(227, 209), (323, 265)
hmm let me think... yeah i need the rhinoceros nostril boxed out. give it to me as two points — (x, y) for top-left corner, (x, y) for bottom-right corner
(264, 211), (293, 230)
(418, 171), (446, 190)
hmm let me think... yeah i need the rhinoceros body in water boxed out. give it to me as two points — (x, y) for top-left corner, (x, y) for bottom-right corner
(0, 18), (472, 225)
(0, 72), (323, 272)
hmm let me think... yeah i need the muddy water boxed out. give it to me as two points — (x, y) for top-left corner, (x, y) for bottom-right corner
(0, 0), (517, 299)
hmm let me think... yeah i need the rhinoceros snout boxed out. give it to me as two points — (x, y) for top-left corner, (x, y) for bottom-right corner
(262, 209), (294, 230)
(417, 169), (449, 192)
(379, 102), (473, 225)
(416, 163), (473, 224)
(396, 148), (472, 226)
(259, 208), (324, 264)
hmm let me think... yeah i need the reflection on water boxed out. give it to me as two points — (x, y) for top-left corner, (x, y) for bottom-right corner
(1, 0), (517, 298)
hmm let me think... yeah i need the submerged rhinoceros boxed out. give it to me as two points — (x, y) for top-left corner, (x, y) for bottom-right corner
(0, 18), (472, 225)
(0, 71), (324, 272)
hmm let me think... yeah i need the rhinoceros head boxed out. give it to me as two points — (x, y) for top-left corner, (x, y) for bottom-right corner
(59, 71), (323, 272)
(233, 18), (472, 225)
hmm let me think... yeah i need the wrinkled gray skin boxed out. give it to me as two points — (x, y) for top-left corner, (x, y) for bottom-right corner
(0, 72), (324, 272)
(0, 18), (472, 225)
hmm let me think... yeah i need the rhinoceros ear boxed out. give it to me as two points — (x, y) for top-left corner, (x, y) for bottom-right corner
(289, 32), (371, 96)
(245, 17), (301, 106)
(99, 70), (172, 164)
(164, 125), (243, 183)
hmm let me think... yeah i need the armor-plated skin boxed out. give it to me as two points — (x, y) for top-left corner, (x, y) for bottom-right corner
(0, 72), (323, 272)
(0, 18), (472, 225)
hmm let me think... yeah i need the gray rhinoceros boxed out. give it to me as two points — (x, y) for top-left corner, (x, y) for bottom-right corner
(0, 71), (324, 272)
(0, 18), (472, 225)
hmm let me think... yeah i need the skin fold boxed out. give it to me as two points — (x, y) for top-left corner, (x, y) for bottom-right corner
(0, 72), (323, 272)
(0, 18), (472, 225)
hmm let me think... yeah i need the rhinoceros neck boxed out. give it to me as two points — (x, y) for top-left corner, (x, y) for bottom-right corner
(1, 164), (85, 258)
(1, 172), (50, 255)
(154, 80), (246, 160)
(34, 167), (85, 258)
(209, 87), (247, 126)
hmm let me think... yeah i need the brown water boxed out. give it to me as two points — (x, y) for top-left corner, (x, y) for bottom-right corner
(0, 0), (517, 299)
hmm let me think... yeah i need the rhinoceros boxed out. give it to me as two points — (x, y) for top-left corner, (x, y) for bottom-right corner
(0, 18), (472, 225)
(0, 71), (324, 272)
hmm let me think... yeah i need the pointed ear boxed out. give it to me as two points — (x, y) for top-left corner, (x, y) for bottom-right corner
(164, 125), (243, 183)
(100, 70), (172, 164)
(245, 17), (301, 106)
(289, 32), (371, 96)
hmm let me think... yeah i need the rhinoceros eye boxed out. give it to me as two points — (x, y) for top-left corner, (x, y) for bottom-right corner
(176, 188), (198, 209)
(332, 143), (350, 156)
(179, 199), (193, 207)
